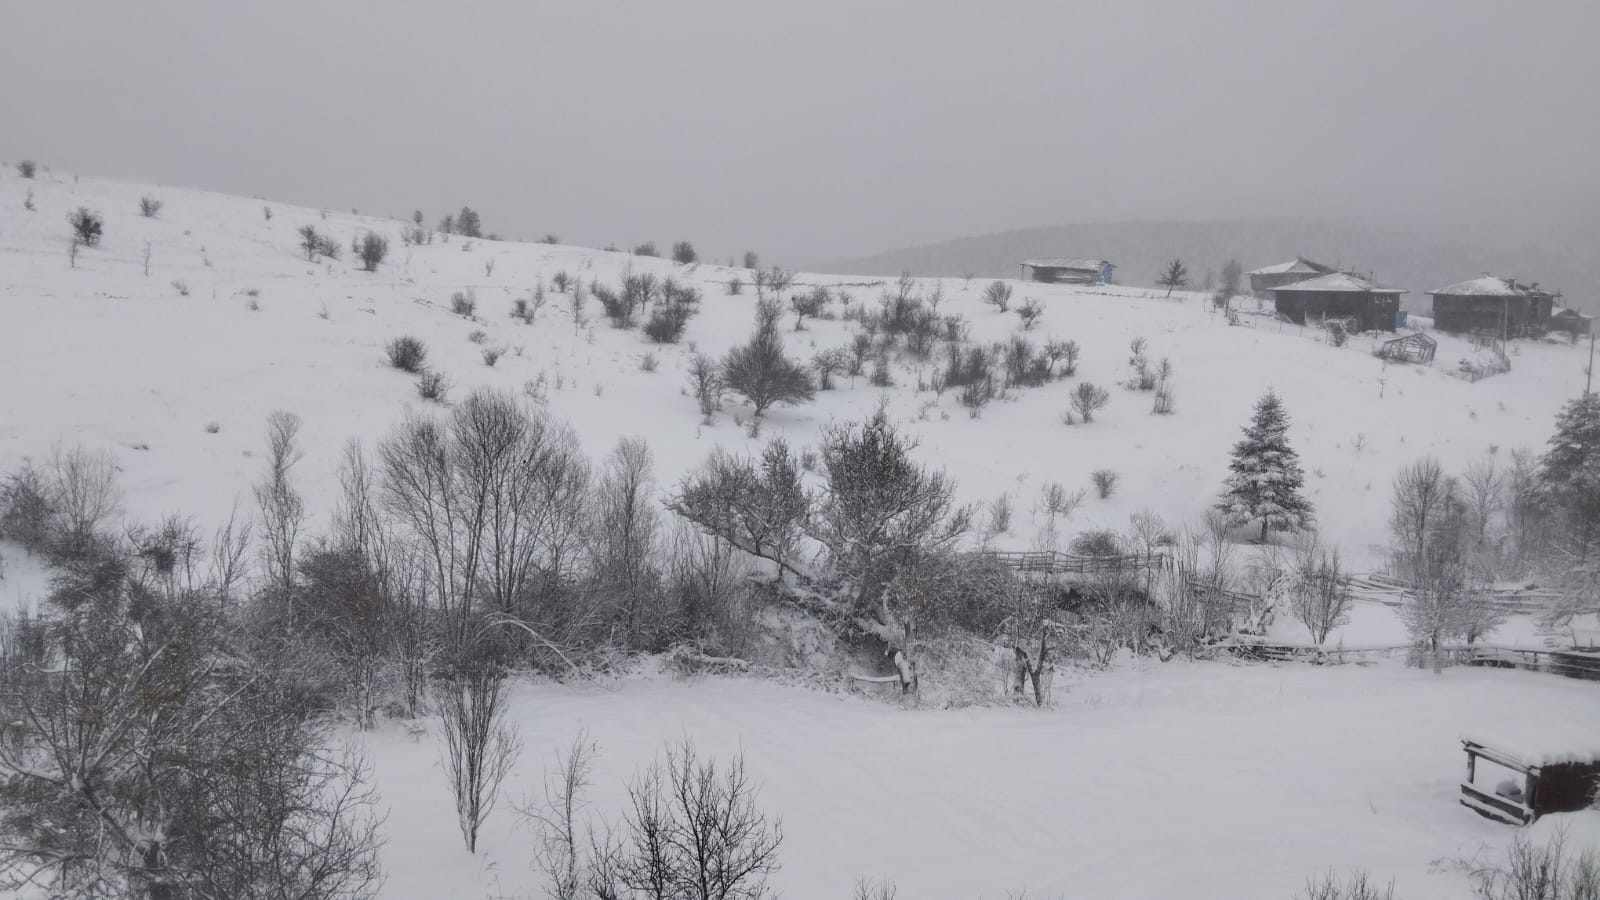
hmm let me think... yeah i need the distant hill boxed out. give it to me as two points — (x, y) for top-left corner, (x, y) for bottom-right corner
(817, 219), (1598, 313)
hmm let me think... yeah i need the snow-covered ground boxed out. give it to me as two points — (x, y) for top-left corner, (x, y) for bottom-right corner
(0, 170), (1588, 576)
(3, 170), (1597, 899)
(368, 662), (1599, 899)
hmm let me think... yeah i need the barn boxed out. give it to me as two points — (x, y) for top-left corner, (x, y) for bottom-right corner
(1552, 307), (1592, 337)
(1019, 258), (1116, 285)
(1269, 272), (1404, 332)
(1248, 257), (1335, 299)
(1429, 276), (1557, 338)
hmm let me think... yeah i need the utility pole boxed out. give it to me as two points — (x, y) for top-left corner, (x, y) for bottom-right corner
(1587, 327), (1596, 396)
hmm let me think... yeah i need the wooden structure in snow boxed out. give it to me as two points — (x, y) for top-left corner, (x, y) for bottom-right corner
(1270, 272), (1404, 332)
(1379, 332), (1437, 364)
(1459, 736), (1600, 825)
(1248, 257), (1335, 299)
(1552, 308), (1592, 337)
(1429, 275), (1556, 338)
(978, 549), (1166, 577)
(1019, 258), (1116, 286)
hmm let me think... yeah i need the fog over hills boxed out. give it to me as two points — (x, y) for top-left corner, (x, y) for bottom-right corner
(819, 218), (1599, 313)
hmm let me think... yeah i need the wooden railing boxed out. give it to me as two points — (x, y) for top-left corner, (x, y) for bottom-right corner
(977, 550), (1167, 577)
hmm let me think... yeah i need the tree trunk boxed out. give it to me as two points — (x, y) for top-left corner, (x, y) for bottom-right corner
(1260, 519), (1269, 544)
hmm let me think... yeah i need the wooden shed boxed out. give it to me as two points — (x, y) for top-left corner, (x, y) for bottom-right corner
(1552, 308), (1592, 337)
(1459, 735), (1600, 825)
(1020, 258), (1116, 286)
(1429, 276), (1556, 338)
(1248, 257), (1335, 299)
(1270, 272), (1404, 332)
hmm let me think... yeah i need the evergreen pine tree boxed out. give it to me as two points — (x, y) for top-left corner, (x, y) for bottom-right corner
(1218, 390), (1313, 542)
(1157, 258), (1188, 297)
(1537, 392), (1600, 558)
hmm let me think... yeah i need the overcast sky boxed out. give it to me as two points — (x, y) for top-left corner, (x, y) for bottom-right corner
(5, 0), (1597, 264)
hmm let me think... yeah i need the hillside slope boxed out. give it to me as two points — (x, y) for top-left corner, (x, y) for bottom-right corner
(0, 170), (1589, 592)
(818, 219), (1599, 313)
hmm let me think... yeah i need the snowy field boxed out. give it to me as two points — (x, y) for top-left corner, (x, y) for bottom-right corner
(368, 662), (1600, 899)
(3, 170), (1598, 898)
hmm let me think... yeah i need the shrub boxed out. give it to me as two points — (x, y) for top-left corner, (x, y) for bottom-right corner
(671, 240), (697, 264)
(416, 370), (451, 402)
(987, 494), (1012, 534)
(869, 355), (893, 387)
(721, 317), (814, 417)
(1003, 335), (1051, 387)
(22, 189), (34, 212)
(639, 352), (659, 373)
(1153, 383), (1176, 414)
(644, 306), (692, 343)
(356, 231), (388, 271)
(68, 207), (103, 246)
(551, 271), (571, 293)
(810, 349), (849, 390)
(1091, 469), (1120, 498)
(138, 196), (163, 218)
(482, 347), (505, 367)
(1016, 298), (1043, 330)
(387, 336), (428, 373)
(981, 280), (1012, 312)
(1046, 339), (1081, 376)
(728, 276), (744, 295)
(687, 353), (723, 419)
(632, 241), (658, 257)
(959, 375), (996, 417)
(455, 206), (483, 238)
(16, 160), (37, 178)
(451, 290), (477, 317)
(1070, 381), (1110, 422)
(743, 250), (759, 269)
(171, 279), (190, 296)
(1071, 529), (1124, 557)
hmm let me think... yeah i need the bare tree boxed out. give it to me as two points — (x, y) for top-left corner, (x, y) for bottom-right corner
(1390, 457), (1455, 584)
(1289, 535), (1353, 645)
(593, 437), (661, 641)
(592, 741), (782, 900)
(436, 664), (522, 853)
(0, 578), (385, 898)
(255, 410), (306, 593)
(721, 316), (814, 418)
(521, 732), (599, 900)
(810, 413), (973, 615)
(670, 441), (809, 580)
(357, 231), (388, 271)
(1461, 457), (1504, 557)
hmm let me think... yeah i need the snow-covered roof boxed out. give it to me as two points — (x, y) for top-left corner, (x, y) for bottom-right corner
(1430, 275), (1553, 298)
(1248, 258), (1333, 276)
(1463, 721), (1600, 768)
(1021, 258), (1115, 271)
(1270, 272), (1405, 294)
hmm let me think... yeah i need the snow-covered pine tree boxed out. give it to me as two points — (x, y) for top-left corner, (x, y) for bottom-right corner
(1537, 392), (1600, 559)
(1218, 390), (1313, 542)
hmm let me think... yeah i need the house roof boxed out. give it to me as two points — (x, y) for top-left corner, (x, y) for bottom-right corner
(1248, 257), (1334, 276)
(1553, 307), (1590, 319)
(1021, 258), (1116, 271)
(1270, 272), (1405, 294)
(1430, 275), (1554, 298)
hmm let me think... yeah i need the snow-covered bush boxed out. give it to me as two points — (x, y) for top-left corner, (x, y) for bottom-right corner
(482, 346), (505, 367)
(1016, 298), (1043, 330)
(721, 314), (814, 417)
(671, 239), (697, 264)
(1297, 869), (1396, 900)
(355, 231), (388, 271)
(644, 304), (693, 343)
(1070, 381), (1111, 423)
(1091, 469), (1120, 499)
(981, 280), (1012, 312)
(138, 195), (162, 218)
(632, 240), (658, 257)
(15, 159), (36, 178)
(67, 206), (103, 246)
(386, 335), (428, 373)
(417, 369), (450, 402)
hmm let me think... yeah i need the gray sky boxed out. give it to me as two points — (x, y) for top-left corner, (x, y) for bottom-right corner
(5, 0), (1597, 264)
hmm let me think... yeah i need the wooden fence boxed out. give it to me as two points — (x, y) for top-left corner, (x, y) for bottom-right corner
(977, 550), (1167, 577)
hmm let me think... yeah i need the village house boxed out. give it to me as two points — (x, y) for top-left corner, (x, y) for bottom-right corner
(1429, 275), (1557, 338)
(1248, 257), (1335, 299)
(1019, 258), (1116, 285)
(1269, 272), (1404, 332)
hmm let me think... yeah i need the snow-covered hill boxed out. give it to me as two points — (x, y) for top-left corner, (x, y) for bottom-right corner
(3, 168), (1598, 899)
(0, 169), (1584, 587)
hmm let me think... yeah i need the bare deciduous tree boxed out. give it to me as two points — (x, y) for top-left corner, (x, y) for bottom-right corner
(436, 663), (521, 853)
(669, 441), (809, 580)
(255, 410), (306, 593)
